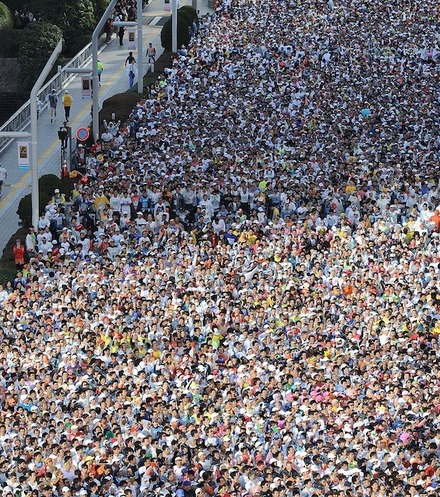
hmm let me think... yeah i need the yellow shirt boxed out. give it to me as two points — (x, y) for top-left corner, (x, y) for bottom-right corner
(63, 94), (72, 107)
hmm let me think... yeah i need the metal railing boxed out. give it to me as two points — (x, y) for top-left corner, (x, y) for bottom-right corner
(0, 2), (155, 156)
(0, 41), (97, 155)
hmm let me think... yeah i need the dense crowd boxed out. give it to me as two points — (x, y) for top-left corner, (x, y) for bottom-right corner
(2, 0), (440, 496)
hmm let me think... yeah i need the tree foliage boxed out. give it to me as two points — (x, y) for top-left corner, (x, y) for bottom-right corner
(29, 0), (96, 31)
(161, 14), (190, 52)
(2, 0), (28, 12)
(18, 21), (62, 96)
(93, 0), (110, 19)
(16, 174), (67, 226)
(17, 191), (51, 227)
(179, 5), (199, 24)
(0, 28), (20, 56)
(0, 1), (13, 29)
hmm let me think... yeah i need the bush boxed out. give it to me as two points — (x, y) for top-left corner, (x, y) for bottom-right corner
(17, 191), (51, 226)
(160, 14), (190, 52)
(100, 92), (144, 133)
(179, 5), (198, 24)
(39, 173), (64, 195)
(93, 0), (110, 19)
(18, 21), (62, 97)
(177, 8), (193, 28)
(0, 27), (20, 56)
(63, 26), (92, 57)
(30, 0), (96, 31)
(2, 0), (27, 11)
(0, 2), (13, 29)
(29, 0), (95, 56)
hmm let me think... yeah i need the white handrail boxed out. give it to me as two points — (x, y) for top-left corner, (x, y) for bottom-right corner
(0, 40), (98, 154)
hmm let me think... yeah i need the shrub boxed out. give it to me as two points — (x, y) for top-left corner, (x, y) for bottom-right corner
(179, 5), (198, 24)
(177, 8), (193, 28)
(63, 26), (92, 57)
(17, 191), (51, 226)
(18, 21), (62, 97)
(29, 0), (96, 31)
(161, 14), (190, 51)
(2, 0), (27, 11)
(0, 27), (20, 56)
(93, 0), (110, 19)
(0, 1), (13, 29)
(39, 173), (64, 196)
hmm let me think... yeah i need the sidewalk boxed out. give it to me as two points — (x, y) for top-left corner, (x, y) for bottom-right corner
(0, 0), (212, 258)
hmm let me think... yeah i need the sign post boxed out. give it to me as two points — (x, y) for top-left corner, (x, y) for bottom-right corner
(76, 127), (90, 142)
(81, 76), (92, 98)
(17, 141), (30, 170)
(127, 29), (136, 50)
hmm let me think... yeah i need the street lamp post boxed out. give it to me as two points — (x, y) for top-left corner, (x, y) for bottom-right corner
(137, 0), (144, 94)
(92, 0), (118, 143)
(29, 40), (63, 228)
(172, 0), (178, 53)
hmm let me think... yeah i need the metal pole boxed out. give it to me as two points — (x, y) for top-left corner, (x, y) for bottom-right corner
(137, 0), (143, 94)
(172, 0), (177, 53)
(29, 39), (63, 229)
(92, 0), (118, 143)
(0, 132), (31, 139)
(192, 0), (197, 10)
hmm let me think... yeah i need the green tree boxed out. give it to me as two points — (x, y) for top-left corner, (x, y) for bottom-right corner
(161, 14), (190, 52)
(93, 0), (110, 19)
(177, 9), (193, 29)
(30, 0), (96, 30)
(0, 27), (20, 56)
(16, 174), (65, 226)
(29, 0), (96, 56)
(179, 5), (198, 25)
(17, 191), (51, 227)
(0, 1), (13, 29)
(18, 21), (62, 97)
(2, 0), (28, 12)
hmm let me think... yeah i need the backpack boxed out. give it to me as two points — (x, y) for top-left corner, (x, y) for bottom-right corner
(49, 94), (58, 106)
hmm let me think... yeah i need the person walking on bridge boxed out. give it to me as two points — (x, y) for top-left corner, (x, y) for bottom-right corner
(97, 59), (104, 86)
(48, 89), (58, 123)
(147, 43), (156, 64)
(62, 90), (72, 122)
(125, 51), (136, 66)
(0, 162), (7, 197)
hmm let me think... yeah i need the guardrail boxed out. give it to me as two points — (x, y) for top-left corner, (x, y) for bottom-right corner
(0, 41), (97, 155)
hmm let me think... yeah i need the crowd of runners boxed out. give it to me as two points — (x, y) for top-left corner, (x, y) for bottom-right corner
(1, 0), (440, 496)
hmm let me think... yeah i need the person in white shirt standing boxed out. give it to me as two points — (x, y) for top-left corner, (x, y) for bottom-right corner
(0, 163), (7, 197)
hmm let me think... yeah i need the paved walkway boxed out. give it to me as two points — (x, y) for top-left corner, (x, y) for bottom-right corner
(0, 0), (212, 258)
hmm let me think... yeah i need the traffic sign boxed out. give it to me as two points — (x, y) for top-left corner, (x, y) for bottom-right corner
(76, 127), (90, 141)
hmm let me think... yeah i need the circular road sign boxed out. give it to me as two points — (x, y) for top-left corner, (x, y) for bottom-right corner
(76, 127), (90, 142)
